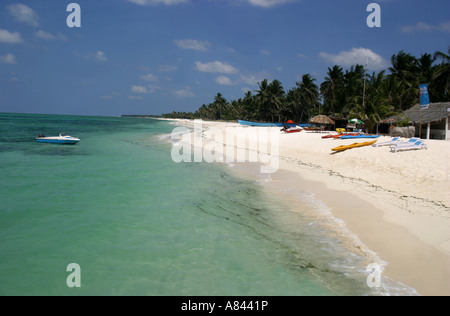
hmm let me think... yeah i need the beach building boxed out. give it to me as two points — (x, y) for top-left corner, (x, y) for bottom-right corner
(381, 102), (450, 140)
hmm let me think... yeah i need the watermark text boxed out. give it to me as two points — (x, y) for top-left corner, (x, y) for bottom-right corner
(66, 263), (81, 288)
(171, 120), (279, 174)
(66, 3), (81, 28)
(366, 3), (381, 28)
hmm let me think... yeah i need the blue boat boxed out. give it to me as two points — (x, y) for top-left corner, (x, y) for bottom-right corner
(238, 120), (281, 127)
(238, 120), (310, 128)
(36, 133), (80, 144)
(339, 134), (381, 139)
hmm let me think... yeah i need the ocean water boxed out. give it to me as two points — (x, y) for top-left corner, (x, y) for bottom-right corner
(0, 113), (415, 296)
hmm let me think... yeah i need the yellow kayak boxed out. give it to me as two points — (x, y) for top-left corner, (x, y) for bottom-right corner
(332, 140), (377, 152)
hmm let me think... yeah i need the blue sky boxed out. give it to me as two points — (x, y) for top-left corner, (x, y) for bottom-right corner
(0, 0), (449, 116)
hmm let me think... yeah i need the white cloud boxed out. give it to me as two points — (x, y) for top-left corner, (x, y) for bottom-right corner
(439, 21), (450, 32)
(94, 51), (108, 62)
(0, 54), (17, 65)
(35, 30), (55, 40)
(7, 4), (39, 27)
(297, 53), (308, 58)
(244, 0), (296, 8)
(131, 85), (148, 94)
(35, 30), (67, 41)
(0, 29), (23, 44)
(175, 88), (195, 97)
(131, 84), (162, 95)
(215, 75), (234, 85)
(148, 85), (163, 93)
(260, 49), (271, 56)
(127, 0), (188, 5)
(129, 95), (144, 100)
(75, 51), (108, 62)
(237, 74), (266, 86)
(141, 74), (159, 82)
(194, 61), (239, 74)
(174, 39), (211, 52)
(319, 47), (388, 70)
(401, 21), (450, 33)
(213, 73), (268, 86)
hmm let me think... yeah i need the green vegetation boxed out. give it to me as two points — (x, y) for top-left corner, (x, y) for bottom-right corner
(163, 48), (450, 132)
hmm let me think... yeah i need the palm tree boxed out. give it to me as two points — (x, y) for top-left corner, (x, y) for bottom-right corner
(433, 48), (450, 101)
(342, 65), (366, 115)
(416, 53), (443, 103)
(267, 79), (285, 122)
(211, 93), (228, 120)
(195, 104), (210, 119)
(227, 100), (241, 120)
(388, 50), (422, 109)
(240, 90), (257, 120)
(320, 65), (345, 116)
(389, 50), (419, 82)
(255, 79), (285, 122)
(350, 70), (395, 133)
(417, 53), (436, 82)
(296, 74), (320, 119)
(255, 79), (270, 121)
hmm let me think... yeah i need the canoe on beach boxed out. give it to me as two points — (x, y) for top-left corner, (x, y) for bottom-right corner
(322, 133), (360, 139)
(339, 134), (381, 139)
(332, 140), (377, 152)
(282, 127), (303, 133)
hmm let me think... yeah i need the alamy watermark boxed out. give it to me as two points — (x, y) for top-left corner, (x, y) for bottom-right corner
(66, 3), (81, 28)
(170, 120), (280, 174)
(66, 3), (380, 29)
(66, 263), (81, 288)
(366, 263), (382, 289)
(367, 3), (381, 28)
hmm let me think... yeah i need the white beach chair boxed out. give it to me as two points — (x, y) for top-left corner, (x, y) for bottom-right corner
(388, 137), (419, 148)
(372, 137), (401, 147)
(390, 140), (428, 153)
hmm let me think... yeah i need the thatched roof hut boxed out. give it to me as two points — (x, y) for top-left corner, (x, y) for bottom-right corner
(309, 115), (335, 125)
(404, 102), (450, 125)
(380, 102), (450, 140)
(381, 102), (450, 125)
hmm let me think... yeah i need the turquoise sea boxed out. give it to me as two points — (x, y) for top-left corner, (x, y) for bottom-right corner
(0, 113), (415, 296)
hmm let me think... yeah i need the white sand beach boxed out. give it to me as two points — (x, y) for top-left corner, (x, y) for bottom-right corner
(167, 119), (450, 296)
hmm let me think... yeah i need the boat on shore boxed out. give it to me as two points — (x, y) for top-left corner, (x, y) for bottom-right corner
(282, 126), (303, 134)
(332, 140), (377, 152)
(339, 134), (381, 139)
(238, 120), (280, 127)
(322, 132), (360, 139)
(35, 134), (80, 145)
(303, 126), (322, 131)
(238, 120), (310, 128)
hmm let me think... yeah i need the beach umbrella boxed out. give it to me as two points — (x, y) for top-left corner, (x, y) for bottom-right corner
(309, 115), (335, 125)
(309, 115), (335, 131)
(349, 118), (364, 125)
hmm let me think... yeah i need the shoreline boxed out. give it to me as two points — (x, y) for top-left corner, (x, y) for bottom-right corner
(262, 167), (450, 296)
(164, 118), (450, 296)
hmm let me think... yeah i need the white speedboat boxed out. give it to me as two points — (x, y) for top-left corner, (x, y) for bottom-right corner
(36, 134), (80, 144)
(281, 126), (303, 133)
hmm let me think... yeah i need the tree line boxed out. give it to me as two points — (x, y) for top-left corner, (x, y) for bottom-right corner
(162, 48), (450, 132)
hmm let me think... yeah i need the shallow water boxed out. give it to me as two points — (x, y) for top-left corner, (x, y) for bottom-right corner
(0, 113), (415, 295)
